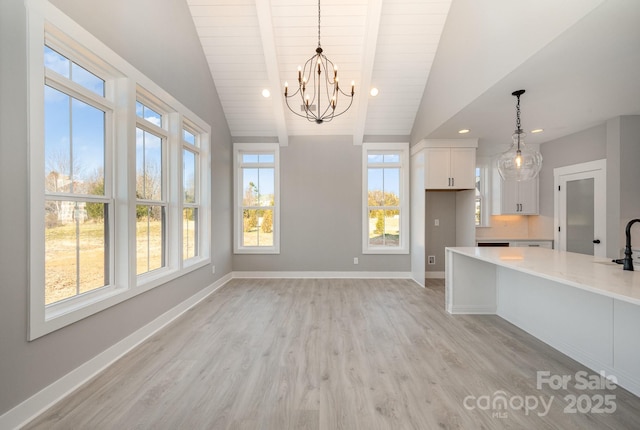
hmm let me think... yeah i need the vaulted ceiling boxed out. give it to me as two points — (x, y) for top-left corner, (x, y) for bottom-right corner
(187, 0), (640, 153)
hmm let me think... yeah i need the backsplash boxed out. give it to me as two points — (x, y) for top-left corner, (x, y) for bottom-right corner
(476, 215), (530, 238)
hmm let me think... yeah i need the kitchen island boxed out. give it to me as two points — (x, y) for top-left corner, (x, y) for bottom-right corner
(445, 246), (640, 397)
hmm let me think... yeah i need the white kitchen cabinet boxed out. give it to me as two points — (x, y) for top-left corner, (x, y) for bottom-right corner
(492, 173), (539, 215)
(425, 147), (476, 189)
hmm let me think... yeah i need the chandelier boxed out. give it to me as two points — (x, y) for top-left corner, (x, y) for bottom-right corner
(283, 0), (355, 124)
(496, 89), (543, 181)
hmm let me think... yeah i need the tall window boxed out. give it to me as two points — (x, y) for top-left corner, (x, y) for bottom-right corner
(43, 44), (112, 305)
(135, 101), (166, 275)
(182, 127), (200, 261)
(29, 4), (212, 339)
(234, 143), (279, 254)
(475, 162), (490, 227)
(475, 167), (482, 226)
(362, 143), (409, 254)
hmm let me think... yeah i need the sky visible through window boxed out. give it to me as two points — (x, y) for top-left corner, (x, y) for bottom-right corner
(44, 46), (106, 188)
(44, 86), (105, 190)
(368, 153), (400, 198)
(242, 154), (275, 198)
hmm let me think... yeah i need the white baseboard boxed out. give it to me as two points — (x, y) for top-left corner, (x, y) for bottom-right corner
(449, 304), (497, 314)
(233, 270), (413, 279)
(425, 271), (445, 279)
(0, 273), (233, 430)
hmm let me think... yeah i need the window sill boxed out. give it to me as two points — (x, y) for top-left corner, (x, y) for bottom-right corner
(362, 248), (409, 255)
(31, 257), (210, 340)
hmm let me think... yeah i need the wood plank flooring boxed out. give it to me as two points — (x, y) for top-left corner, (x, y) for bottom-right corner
(24, 278), (640, 429)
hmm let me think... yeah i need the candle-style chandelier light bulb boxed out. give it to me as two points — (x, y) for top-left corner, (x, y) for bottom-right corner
(496, 89), (543, 181)
(283, 0), (355, 124)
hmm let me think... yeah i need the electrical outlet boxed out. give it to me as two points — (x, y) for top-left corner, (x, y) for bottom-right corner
(427, 255), (436, 265)
(353, 257), (359, 265)
(434, 219), (439, 226)
(211, 265), (216, 275)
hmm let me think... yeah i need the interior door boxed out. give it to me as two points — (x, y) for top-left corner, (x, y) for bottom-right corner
(554, 160), (606, 257)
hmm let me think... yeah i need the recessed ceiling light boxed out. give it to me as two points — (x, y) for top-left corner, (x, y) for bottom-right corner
(531, 128), (544, 133)
(370, 88), (379, 97)
(262, 89), (271, 98)
(458, 129), (470, 134)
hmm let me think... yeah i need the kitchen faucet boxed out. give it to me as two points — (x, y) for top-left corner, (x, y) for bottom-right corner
(613, 218), (640, 271)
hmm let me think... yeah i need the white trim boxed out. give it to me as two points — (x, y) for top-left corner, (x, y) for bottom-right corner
(1, 273), (233, 430)
(449, 304), (497, 314)
(412, 138), (479, 155)
(232, 271), (413, 279)
(553, 159), (607, 256)
(425, 271), (445, 279)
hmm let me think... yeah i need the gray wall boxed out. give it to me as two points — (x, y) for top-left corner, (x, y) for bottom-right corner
(232, 135), (411, 272)
(535, 118), (640, 257)
(425, 191), (457, 272)
(537, 124), (607, 225)
(0, 0), (232, 416)
(607, 116), (640, 256)
(618, 116), (640, 249)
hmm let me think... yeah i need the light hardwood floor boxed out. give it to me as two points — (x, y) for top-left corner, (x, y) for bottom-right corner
(24, 278), (640, 429)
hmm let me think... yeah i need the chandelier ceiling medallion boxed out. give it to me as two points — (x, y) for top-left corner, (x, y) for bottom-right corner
(283, 0), (355, 124)
(496, 89), (543, 181)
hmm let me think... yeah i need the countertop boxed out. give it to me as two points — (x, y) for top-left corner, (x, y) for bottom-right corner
(446, 247), (640, 305)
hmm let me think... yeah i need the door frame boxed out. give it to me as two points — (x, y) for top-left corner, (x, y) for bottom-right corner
(554, 159), (606, 256)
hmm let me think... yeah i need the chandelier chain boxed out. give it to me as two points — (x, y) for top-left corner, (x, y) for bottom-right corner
(317, 0), (321, 48)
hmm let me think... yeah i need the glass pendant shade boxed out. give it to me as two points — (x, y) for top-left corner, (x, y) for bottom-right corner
(497, 131), (543, 181)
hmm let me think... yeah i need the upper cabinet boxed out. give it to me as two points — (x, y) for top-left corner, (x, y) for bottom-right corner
(424, 147), (476, 190)
(492, 172), (539, 215)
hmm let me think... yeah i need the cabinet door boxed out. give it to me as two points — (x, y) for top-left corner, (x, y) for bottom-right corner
(517, 178), (539, 214)
(450, 148), (476, 189)
(425, 148), (451, 189)
(500, 180), (520, 214)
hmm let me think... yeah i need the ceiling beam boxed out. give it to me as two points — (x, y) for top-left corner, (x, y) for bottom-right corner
(353, 0), (383, 145)
(255, 0), (288, 146)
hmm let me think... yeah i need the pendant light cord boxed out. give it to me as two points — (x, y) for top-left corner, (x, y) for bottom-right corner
(515, 93), (522, 132)
(514, 91), (523, 150)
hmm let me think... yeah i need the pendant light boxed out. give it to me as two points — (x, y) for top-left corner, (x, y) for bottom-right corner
(496, 90), (542, 181)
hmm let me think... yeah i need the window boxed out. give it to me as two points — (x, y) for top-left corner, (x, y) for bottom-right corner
(28, 1), (211, 339)
(362, 143), (409, 254)
(135, 101), (167, 275)
(475, 161), (490, 227)
(233, 143), (279, 254)
(43, 45), (113, 306)
(182, 126), (200, 261)
(475, 167), (482, 226)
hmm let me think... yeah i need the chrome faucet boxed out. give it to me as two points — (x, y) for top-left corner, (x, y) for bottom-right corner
(613, 218), (640, 271)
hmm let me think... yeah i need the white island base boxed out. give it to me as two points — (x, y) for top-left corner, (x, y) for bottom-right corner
(445, 246), (640, 397)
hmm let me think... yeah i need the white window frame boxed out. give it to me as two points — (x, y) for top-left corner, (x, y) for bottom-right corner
(475, 158), (491, 228)
(181, 120), (204, 263)
(27, 1), (211, 340)
(233, 142), (280, 254)
(134, 95), (169, 278)
(362, 142), (410, 254)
